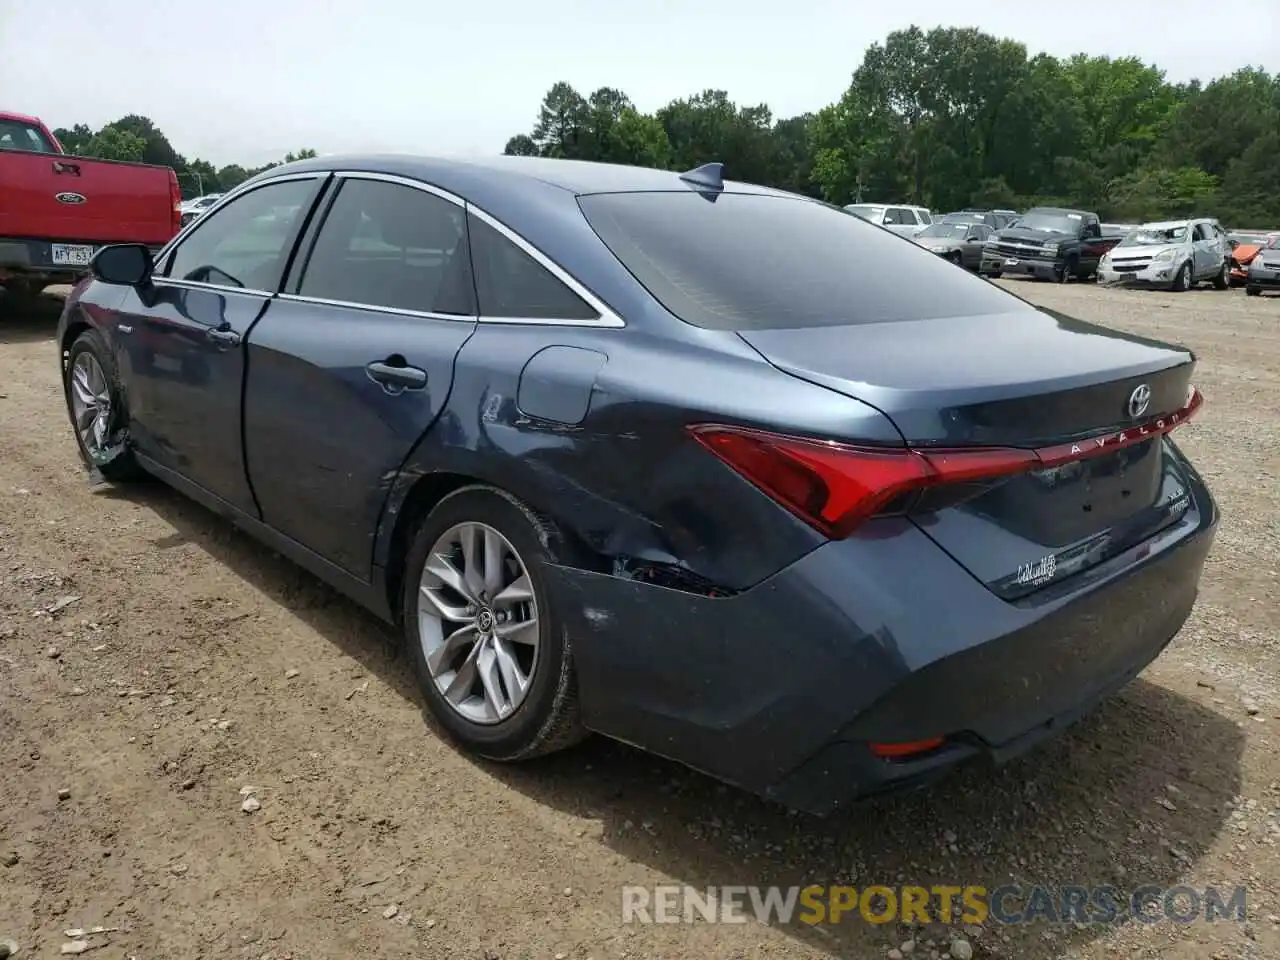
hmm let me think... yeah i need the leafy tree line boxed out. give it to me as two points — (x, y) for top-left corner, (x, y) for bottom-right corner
(51, 115), (316, 198)
(49, 25), (1280, 225)
(504, 26), (1280, 227)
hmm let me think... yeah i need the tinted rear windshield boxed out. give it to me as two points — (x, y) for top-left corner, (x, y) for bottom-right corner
(578, 191), (1019, 330)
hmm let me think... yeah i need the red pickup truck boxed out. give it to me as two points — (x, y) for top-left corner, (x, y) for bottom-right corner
(0, 110), (182, 299)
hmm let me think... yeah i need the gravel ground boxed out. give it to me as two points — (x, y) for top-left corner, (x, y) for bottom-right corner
(0, 280), (1278, 960)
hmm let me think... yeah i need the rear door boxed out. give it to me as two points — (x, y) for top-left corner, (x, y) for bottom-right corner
(884, 207), (917, 236)
(242, 173), (478, 578)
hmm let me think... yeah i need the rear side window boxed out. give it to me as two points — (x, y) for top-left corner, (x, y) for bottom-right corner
(0, 120), (55, 153)
(579, 191), (1019, 330)
(163, 178), (317, 291)
(467, 213), (597, 320)
(298, 179), (474, 315)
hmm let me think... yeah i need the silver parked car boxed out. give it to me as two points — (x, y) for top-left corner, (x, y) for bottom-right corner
(1097, 218), (1230, 291)
(911, 221), (994, 271)
(844, 202), (933, 237)
(179, 193), (224, 227)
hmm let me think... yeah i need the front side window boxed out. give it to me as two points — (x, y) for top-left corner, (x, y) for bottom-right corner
(298, 179), (474, 315)
(163, 178), (317, 291)
(468, 213), (597, 320)
(579, 191), (1020, 330)
(885, 208), (912, 225)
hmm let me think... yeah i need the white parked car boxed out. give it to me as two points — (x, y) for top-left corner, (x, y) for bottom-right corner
(1098, 218), (1230, 291)
(844, 203), (933, 237)
(179, 193), (224, 226)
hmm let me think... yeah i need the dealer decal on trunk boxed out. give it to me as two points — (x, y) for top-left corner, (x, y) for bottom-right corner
(1015, 553), (1058, 587)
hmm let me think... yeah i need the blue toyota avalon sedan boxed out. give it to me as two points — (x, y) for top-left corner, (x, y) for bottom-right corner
(57, 155), (1216, 815)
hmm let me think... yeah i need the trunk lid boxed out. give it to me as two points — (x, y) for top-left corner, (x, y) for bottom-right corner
(737, 309), (1199, 599)
(0, 150), (177, 246)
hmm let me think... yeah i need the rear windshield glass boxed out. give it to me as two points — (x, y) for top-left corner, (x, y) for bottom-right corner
(0, 120), (56, 153)
(578, 192), (1019, 330)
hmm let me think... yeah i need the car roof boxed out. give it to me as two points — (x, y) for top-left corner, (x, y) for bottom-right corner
(0, 110), (43, 125)
(256, 153), (791, 200)
(1138, 220), (1195, 229)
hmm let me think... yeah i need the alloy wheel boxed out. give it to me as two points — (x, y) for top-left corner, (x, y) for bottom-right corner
(69, 352), (111, 456)
(417, 521), (540, 724)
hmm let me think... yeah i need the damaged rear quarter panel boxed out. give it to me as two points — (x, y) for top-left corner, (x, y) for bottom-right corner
(374, 317), (900, 594)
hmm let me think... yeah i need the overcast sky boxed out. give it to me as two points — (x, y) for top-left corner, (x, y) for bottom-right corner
(2, 0), (1277, 169)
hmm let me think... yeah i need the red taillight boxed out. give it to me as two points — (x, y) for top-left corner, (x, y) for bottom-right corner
(168, 170), (183, 236)
(869, 738), (946, 759)
(689, 387), (1202, 539)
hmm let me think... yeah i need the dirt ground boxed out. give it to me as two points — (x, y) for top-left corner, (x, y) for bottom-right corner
(1, 280), (1278, 960)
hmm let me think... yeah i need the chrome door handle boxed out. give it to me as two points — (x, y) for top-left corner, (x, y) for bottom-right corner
(366, 360), (427, 390)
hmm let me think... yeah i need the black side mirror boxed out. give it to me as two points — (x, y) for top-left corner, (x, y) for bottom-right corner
(91, 243), (153, 286)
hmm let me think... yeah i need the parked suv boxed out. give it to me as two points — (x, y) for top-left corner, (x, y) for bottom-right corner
(981, 207), (1120, 282)
(1098, 219), (1230, 291)
(844, 203), (932, 237)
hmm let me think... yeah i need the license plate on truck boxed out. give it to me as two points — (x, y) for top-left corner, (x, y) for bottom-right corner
(51, 244), (95, 267)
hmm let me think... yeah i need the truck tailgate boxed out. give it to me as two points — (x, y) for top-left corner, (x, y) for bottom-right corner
(0, 149), (176, 246)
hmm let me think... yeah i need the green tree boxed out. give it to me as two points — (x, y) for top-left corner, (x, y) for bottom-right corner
(532, 82), (589, 158)
(51, 123), (94, 155)
(503, 134), (538, 156)
(84, 125), (147, 162)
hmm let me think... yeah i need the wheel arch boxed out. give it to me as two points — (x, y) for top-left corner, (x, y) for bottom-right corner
(377, 466), (607, 626)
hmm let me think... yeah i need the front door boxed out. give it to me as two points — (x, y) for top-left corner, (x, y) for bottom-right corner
(111, 175), (325, 513)
(241, 174), (478, 577)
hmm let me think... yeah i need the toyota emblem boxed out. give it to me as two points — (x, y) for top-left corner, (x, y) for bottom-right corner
(1128, 384), (1151, 419)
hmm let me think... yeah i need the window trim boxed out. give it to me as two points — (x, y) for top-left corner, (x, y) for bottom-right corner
(151, 172), (327, 297)
(281, 170), (624, 327)
(150, 167), (624, 327)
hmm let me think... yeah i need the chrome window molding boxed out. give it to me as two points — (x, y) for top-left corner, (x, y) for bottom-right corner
(277, 292), (476, 323)
(150, 166), (627, 327)
(152, 276), (274, 299)
(152, 171), (328, 268)
(330, 170), (624, 328)
(464, 203), (624, 328)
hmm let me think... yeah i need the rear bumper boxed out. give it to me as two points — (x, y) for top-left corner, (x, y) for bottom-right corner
(0, 237), (164, 285)
(1247, 267), (1280, 288)
(549, 450), (1217, 815)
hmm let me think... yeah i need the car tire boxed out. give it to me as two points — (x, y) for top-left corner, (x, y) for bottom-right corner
(63, 329), (145, 482)
(401, 484), (587, 762)
(1246, 285), (1261, 297)
(946, 251), (962, 267)
(985, 270), (1002, 280)
(1057, 258), (1076, 283)
(1212, 260), (1230, 290)
(1171, 262), (1190, 292)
